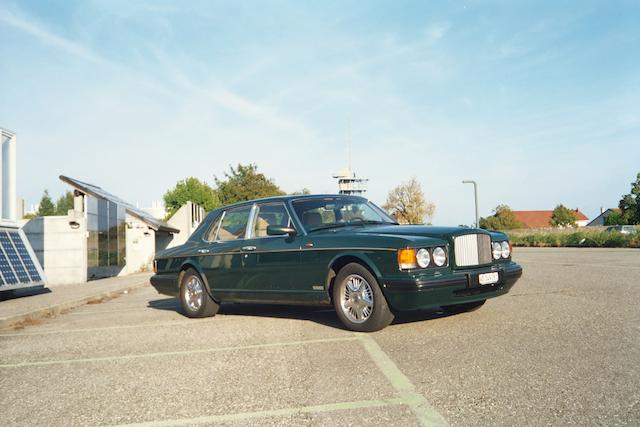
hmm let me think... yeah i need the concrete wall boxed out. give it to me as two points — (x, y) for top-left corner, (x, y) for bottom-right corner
(166, 201), (204, 248)
(124, 214), (156, 275)
(21, 213), (87, 286)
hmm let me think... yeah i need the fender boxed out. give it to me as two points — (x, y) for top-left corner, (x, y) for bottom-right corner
(178, 258), (218, 302)
(325, 251), (385, 287)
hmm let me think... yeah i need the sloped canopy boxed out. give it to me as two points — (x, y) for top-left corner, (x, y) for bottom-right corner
(59, 175), (179, 234)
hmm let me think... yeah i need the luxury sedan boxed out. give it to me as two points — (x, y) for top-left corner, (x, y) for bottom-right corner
(150, 195), (522, 331)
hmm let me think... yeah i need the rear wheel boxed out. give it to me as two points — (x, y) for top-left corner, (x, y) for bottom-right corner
(179, 269), (219, 318)
(332, 263), (394, 332)
(441, 299), (486, 314)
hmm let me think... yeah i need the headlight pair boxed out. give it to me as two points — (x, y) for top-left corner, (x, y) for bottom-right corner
(398, 247), (447, 270)
(492, 241), (511, 259)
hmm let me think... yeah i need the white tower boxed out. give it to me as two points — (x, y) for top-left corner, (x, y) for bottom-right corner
(0, 128), (17, 225)
(332, 167), (369, 195)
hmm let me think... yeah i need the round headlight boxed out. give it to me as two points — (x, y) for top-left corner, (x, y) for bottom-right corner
(432, 247), (447, 266)
(492, 242), (502, 260)
(501, 241), (510, 258)
(416, 248), (430, 268)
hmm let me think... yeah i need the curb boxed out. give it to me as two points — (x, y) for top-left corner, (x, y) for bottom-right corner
(0, 280), (149, 331)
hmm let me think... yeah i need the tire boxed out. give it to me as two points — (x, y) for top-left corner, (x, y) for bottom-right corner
(179, 268), (219, 318)
(441, 299), (486, 314)
(332, 263), (394, 332)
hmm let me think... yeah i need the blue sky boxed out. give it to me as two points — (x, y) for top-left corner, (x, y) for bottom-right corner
(1, 0), (639, 225)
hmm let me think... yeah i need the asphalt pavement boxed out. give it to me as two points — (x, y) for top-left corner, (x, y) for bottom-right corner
(1, 248), (638, 426)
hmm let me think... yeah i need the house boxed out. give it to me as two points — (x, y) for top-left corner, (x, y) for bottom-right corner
(21, 176), (204, 286)
(586, 208), (621, 227)
(512, 209), (589, 228)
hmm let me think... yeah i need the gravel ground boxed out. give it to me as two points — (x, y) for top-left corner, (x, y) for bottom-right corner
(1, 247), (638, 426)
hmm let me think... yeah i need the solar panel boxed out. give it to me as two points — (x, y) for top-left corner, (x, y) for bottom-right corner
(0, 228), (45, 291)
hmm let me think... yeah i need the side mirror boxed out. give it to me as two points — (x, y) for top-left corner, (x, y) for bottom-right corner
(266, 225), (297, 237)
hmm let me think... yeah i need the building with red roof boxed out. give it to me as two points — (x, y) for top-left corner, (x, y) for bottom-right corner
(512, 209), (589, 228)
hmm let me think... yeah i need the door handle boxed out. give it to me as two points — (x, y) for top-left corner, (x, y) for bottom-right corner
(242, 246), (257, 251)
(197, 249), (210, 254)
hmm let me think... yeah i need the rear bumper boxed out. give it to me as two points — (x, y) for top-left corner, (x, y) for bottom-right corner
(150, 274), (179, 297)
(381, 262), (522, 311)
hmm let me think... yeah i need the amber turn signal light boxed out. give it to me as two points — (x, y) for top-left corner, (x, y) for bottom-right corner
(398, 248), (417, 270)
(153, 260), (158, 273)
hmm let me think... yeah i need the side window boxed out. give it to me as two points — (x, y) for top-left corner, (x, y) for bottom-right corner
(217, 206), (252, 241)
(253, 203), (292, 238)
(204, 214), (223, 242)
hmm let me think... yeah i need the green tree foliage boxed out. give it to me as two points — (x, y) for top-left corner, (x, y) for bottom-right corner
(163, 177), (220, 218)
(619, 173), (640, 224)
(479, 205), (522, 230)
(54, 191), (75, 215)
(382, 177), (435, 224)
(604, 211), (625, 226)
(214, 164), (284, 205)
(550, 204), (578, 228)
(36, 190), (56, 216)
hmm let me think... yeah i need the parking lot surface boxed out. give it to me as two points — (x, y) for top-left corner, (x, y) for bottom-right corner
(1, 248), (639, 426)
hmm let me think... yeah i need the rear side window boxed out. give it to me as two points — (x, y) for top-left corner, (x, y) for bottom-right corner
(217, 206), (252, 241)
(204, 214), (223, 242)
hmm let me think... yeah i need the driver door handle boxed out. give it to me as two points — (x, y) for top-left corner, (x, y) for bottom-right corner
(242, 246), (257, 251)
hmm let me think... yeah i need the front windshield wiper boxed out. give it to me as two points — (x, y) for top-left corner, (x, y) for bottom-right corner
(307, 223), (353, 232)
(308, 220), (398, 232)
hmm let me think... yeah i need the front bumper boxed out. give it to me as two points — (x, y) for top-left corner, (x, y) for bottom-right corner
(381, 262), (523, 311)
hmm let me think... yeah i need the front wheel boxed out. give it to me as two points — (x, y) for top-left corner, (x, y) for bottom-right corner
(332, 263), (394, 332)
(179, 269), (219, 318)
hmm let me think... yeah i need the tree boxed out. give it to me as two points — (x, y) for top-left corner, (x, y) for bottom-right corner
(550, 204), (578, 228)
(604, 211), (625, 226)
(163, 177), (220, 218)
(214, 164), (284, 205)
(55, 191), (75, 215)
(290, 188), (311, 195)
(36, 190), (55, 216)
(479, 205), (522, 230)
(619, 173), (640, 224)
(382, 177), (435, 224)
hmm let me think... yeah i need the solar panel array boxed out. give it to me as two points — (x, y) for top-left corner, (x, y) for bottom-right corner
(0, 229), (43, 289)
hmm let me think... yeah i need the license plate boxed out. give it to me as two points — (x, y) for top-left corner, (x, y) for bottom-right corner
(478, 272), (499, 286)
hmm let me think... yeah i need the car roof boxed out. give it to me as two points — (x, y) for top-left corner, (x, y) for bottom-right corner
(218, 194), (369, 209)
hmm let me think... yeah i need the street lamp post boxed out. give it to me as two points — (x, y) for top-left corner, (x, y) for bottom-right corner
(462, 180), (479, 228)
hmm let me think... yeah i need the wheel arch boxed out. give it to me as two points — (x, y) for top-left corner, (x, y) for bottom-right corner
(325, 252), (383, 301)
(177, 259), (217, 302)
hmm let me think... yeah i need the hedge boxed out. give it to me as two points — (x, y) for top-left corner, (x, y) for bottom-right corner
(509, 231), (640, 248)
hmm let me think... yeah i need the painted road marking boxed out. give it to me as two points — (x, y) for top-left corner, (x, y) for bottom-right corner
(0, 336), (357, 368)
(112, 397), (407, 426)
(357, 334), (449, 426)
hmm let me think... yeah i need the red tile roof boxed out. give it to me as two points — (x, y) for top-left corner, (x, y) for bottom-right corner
(512, 209), (589, 228)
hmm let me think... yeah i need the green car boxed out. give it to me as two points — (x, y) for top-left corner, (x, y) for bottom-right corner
(151, 195), (522, 331)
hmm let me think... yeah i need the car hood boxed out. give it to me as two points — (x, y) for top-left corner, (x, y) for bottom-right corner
(349, 224), (510, 243)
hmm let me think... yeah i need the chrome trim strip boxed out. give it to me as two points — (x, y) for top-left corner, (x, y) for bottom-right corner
(185, 247), (398, 257)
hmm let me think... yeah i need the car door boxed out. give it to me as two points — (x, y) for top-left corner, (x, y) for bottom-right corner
(199, 205), (252, 301)
(241, 202), (313, 303)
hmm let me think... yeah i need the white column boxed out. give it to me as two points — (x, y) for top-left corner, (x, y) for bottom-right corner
(7, 133), (16, 222)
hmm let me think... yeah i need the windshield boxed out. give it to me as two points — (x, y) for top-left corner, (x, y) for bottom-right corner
(292, 196), (397, 231)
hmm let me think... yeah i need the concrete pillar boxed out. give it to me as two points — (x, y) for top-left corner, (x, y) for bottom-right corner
(1, 129), (17, 222)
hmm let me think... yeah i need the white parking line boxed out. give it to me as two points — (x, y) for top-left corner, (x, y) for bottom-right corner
(357, 334), (449, 426)
(112, 397), (407, 426)
(0, 336), (357, 368)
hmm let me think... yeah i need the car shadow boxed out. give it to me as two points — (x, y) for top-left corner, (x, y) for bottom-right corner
(147, 297), (458, 330)
(0, 286), (50, 301)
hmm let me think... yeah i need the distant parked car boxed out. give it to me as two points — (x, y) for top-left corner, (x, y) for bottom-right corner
(605, 225), (637, 234)
(150, 194), (522, 332)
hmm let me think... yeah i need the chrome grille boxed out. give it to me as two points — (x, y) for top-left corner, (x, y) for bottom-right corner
(454, 234), (492, 267)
